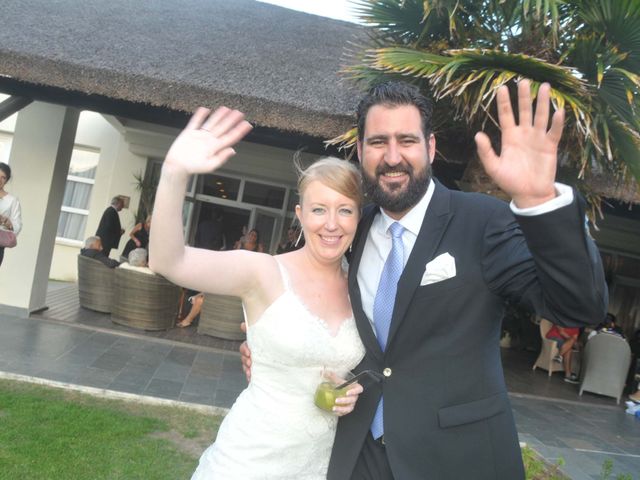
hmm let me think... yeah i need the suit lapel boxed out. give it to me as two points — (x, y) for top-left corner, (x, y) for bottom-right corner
(348, 204), (384, 361)
(387, 182), (453, 348)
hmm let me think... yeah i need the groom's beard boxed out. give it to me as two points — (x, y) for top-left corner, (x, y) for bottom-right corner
(362, 161), (431, 214)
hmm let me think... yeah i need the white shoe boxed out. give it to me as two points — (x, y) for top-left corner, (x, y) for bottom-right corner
(564, 374), (579, 384)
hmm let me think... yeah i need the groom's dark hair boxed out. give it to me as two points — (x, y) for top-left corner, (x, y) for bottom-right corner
(356, 81), (434, 142)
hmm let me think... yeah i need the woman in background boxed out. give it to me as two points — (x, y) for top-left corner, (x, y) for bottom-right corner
(234, 228), (264, 252)
(0, 162), (22, 267)
(121, 215), (152, 260)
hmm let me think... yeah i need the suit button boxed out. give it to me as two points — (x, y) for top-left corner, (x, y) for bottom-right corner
(383, 368), (392, 377)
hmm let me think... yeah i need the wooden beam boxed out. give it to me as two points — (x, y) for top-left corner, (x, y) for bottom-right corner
(0, 95), (33, 121)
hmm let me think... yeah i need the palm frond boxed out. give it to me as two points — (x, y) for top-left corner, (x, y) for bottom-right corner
(598, 72), (640, 131)
(325, 127), (358, 153)
(349, 0), (430, 43)
(340, 0), (640, 189)
(605, 119), (640, 186)
(575, 0), (640, 71)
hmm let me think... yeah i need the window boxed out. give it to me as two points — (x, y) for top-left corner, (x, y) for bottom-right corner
(56, 147), (100, 242)
(242, 181), (286, 209)
(201, 174), (241, 200)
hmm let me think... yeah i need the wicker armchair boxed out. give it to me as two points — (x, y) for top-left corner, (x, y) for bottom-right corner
(532, 319), (565, 376)
(77, 254), (114, 313)
(111, 267), (181, 331)
(197, 294), (245, 340)
(579, 333), (632, 404)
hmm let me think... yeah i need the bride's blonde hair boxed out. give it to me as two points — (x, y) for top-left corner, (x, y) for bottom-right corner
(295, 156), (363, 208)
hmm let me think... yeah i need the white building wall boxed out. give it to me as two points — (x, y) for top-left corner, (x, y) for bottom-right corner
(49, 112), (147, 281)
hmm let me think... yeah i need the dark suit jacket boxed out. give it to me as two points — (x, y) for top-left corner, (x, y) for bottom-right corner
(328, 182), (607, 480)
(80, 248), (119, 268)
(95, 206), (122, 253)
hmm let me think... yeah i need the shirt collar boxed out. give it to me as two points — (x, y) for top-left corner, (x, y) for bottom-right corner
(377, 179), (435, 236)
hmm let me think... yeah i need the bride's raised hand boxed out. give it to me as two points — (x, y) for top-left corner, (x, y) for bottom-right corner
(165, 107), (253, 175)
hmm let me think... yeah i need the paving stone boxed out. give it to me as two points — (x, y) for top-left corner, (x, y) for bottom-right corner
(144, 378), (184, 399)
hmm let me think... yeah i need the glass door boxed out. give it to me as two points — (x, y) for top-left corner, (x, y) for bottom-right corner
(192, 201), (251, 251)
(252, 208), (281, 254)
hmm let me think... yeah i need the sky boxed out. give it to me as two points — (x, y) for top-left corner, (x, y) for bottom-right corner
(256, 0), (360, 23)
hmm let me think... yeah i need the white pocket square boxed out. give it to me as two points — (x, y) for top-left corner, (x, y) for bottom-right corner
(420, 252), (456, 286)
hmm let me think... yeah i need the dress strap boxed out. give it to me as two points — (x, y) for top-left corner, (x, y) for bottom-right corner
(273, 257), (292, 290)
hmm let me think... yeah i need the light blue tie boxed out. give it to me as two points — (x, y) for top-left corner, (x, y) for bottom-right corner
(371, 222), (405, 439)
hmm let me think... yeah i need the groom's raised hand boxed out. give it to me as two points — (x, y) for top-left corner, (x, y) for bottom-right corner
(474, 79), (565, 208)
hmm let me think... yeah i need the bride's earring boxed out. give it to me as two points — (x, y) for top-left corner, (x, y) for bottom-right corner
(294, 229), (304, 248)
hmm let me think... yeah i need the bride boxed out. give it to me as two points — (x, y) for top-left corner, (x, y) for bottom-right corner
(149, 107), (365, 479)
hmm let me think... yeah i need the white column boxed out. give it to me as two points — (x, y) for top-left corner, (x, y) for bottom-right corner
(0, 102), (79, 316)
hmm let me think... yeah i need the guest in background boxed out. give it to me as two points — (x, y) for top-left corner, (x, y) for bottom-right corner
(121, 215), (152, 261)
(195, 208), (225, 251)
(0, 162), (22, 267)
(546, 324), (580, 383)
(118, 247), (154, 274)
(629, 329), (640, 402)
(176, 292), (205, 328)
(588, 313), (625, 340)
(277, 226), (302, 254)
(234, 228), (264, 252)
(80, 236), (119, 268)
(96, 196), (125, 257)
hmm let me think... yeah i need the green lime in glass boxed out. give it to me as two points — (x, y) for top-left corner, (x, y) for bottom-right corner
(314, 369), (354, 412)
(314, 382), (351, 412)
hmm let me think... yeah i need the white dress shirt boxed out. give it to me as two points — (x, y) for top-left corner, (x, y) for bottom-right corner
(0, 193), (22, 235)
(357, 181), (574, 331)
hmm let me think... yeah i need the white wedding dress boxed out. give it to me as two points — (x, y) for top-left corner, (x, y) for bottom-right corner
(191, 260), (365, 479)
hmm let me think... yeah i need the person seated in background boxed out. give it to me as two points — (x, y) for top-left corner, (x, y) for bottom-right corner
(587, 313), (625, 340)
(627, 329), (640, 402)
(121, 215), (152, 261)
(546, 323), (580, 384)
(118, 247), (154, 274)
(80, 236), (120, 268)
(120, 247), (198, 328)
(176, 292), (204, 328)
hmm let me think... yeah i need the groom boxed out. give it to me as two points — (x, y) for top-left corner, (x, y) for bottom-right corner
(327, 80), (607, 479)
(243, 79), (607, 479)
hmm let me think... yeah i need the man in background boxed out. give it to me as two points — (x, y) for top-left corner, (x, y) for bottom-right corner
(96, 196), (124, 257)
(80, 236), (119, 268)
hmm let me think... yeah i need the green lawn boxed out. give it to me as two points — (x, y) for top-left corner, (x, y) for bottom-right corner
(0, 379), (221, 479)
(522, 445), (569, 479)
(0, 378), (590, 479)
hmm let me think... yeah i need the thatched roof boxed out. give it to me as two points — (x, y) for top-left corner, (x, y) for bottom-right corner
(0, 0), (366, 139)
(584, 174), (640, 205)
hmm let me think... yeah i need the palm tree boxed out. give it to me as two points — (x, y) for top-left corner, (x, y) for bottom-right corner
(335, 0), (640, 215)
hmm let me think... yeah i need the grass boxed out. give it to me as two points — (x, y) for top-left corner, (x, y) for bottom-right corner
(1, 379), (633, 479)
(523, 445), (569, 479)
(0, 379), (222, 480)
(522, 445), (636, 480)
